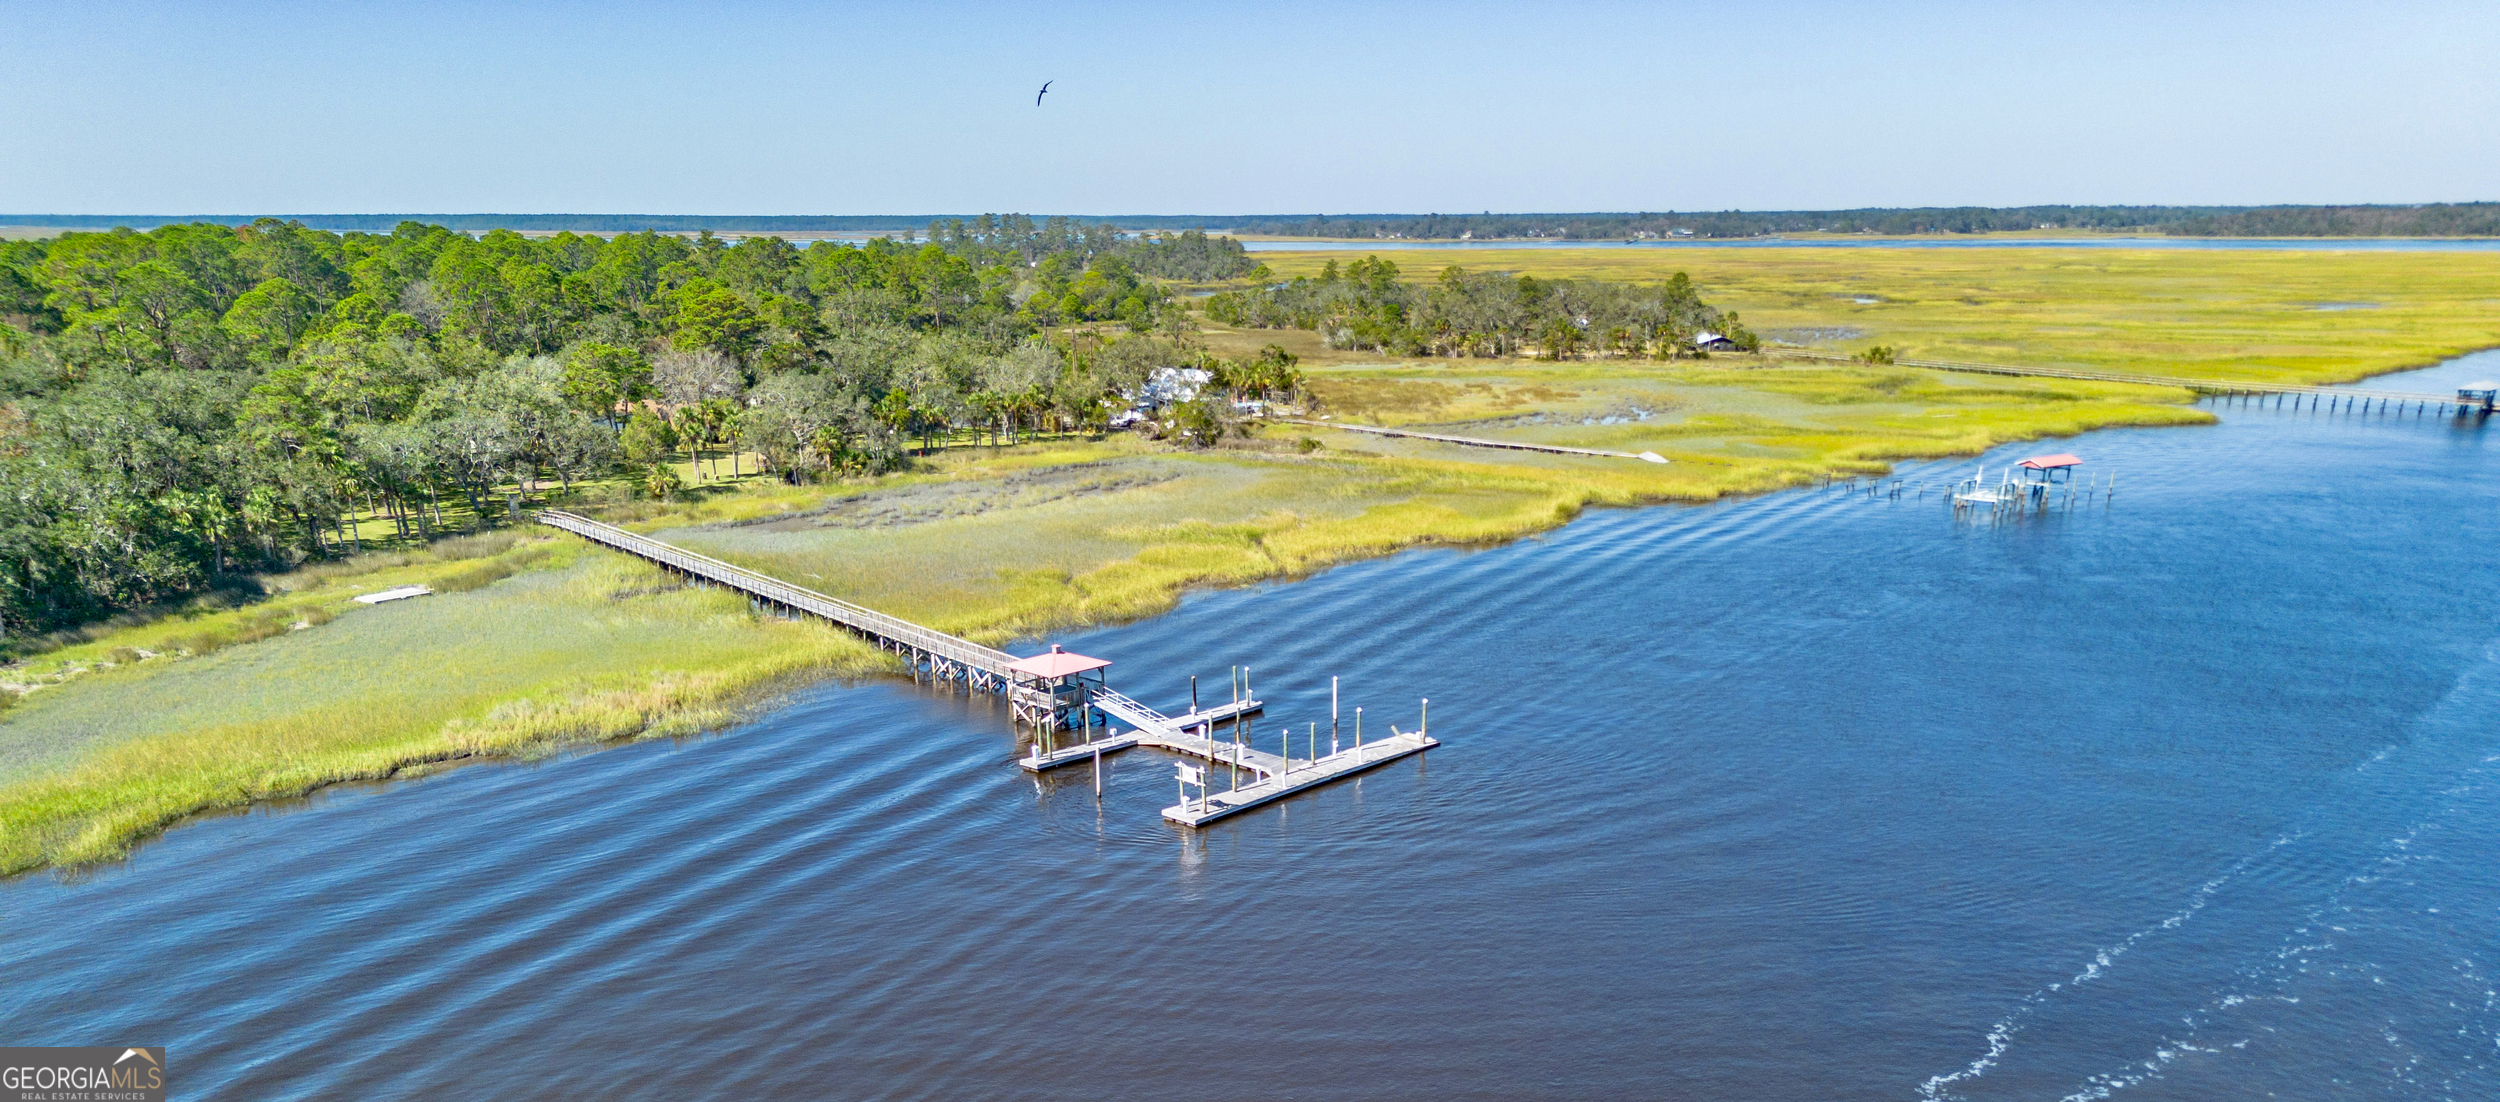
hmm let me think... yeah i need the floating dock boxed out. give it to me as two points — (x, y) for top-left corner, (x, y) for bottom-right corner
(1155, 728), (1438, 827)
(1018, 687), (1438, 827)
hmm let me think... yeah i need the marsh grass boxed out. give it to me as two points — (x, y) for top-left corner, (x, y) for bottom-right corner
(13, 244), (2459, 875)
(1254, 246), (2500, 384)
(3, 535), (560, 691)
(0, 553), (892, 873)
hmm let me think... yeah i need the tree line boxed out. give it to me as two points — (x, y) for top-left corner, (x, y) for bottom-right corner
(1204, 256), (1757, 359)
(0, 217), (1261, 640)
(1213, 207), (2234, 239)
(2167, 203), (2500, 237)
(16, 204), (2500, 242)
(1212, 204), (2500, 240)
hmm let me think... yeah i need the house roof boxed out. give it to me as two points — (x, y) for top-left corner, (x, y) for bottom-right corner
(2018, 454), (2082, 469)
(1004, 645), (1112, 679)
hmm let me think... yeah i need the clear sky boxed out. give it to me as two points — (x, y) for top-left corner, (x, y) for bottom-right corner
(3, 0), (2494, 215)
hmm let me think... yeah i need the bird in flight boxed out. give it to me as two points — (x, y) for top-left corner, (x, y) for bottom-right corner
(1036, 81), (1052, 106)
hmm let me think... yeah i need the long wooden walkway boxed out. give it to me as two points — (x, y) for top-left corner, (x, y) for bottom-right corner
(1775, 349), (2477, 410)
(541, 508), (1441, 826)
(536, 510), (1023, 693)
(1274, 418), (1670, 462)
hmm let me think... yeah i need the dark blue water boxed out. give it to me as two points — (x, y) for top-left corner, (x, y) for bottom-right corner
(6, 355), (2499, 1100)
(1241, 237), (2500, 252)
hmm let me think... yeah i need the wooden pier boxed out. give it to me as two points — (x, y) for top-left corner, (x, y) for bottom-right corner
(1777, 349), (2488, 414)
(536, 510), (1435, 825)
(536, 509), (1035, 700)
(1274, 418), (1670, 463)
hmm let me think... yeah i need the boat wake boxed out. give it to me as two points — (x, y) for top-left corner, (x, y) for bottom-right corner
(1916, 835), (2300, 1102)
(1922, 640), (2500, 1101)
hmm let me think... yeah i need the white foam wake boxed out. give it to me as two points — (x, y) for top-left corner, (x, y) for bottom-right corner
(1916, 834), (2299, 1101)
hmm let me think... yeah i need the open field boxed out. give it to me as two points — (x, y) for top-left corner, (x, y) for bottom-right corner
(7, 244), (2495, 874)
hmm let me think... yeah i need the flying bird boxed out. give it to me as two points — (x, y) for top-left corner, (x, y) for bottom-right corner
(1036, 81), (1052, 106)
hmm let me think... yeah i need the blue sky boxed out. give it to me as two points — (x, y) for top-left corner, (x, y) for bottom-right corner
(3, 1), (2493, 215)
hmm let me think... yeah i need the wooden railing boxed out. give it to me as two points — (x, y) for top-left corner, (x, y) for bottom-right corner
(535, 510), (1018, 679)
(1772, 349), (2464, 405)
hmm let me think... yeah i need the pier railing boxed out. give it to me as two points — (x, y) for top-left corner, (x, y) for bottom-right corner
(1272, 418), (1670, 462)
(1772, 349), (2466, 406)
(542, 510), (1441, 826)
(1087, 685), (1184, 739)
(534, 510), (1020, 685)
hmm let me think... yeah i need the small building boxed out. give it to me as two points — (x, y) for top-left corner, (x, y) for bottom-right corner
(1004, 644), (1113, 735)
(1691, 330), (1742, 352)
(2016, 453), (2082, 484)
(2458, 382), (2498, 413)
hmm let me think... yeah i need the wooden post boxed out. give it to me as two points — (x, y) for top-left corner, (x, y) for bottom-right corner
(1355, 707), (1363, 751)
(1191, 675), (1199, 717)
(1093, 743), (1102, 800)
(1421, 697), (1429, 737)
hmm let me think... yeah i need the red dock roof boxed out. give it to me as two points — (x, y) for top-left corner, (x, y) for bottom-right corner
(2018, 454), (2082, 470)
(1005, 645), (1112, 679)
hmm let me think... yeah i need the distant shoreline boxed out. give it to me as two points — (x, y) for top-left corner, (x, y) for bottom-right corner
(12, 222), (2500, 251)
(7, 202), (2500, 243)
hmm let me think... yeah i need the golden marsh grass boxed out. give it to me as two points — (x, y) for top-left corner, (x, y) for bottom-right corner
(12, 244), (2495, 873)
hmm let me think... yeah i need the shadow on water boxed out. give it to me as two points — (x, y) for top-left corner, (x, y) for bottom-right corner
(9, 353), (2500, 1100)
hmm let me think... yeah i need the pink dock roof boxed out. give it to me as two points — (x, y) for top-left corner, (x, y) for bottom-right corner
(2018, 454), (2082, 470)
(1005, 645), (1112, 679)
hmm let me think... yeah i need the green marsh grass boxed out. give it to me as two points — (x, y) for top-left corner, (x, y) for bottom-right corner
(0, 550), (890, 873)
(1253, 246), (2500, 384)
(18, 244), (2486, 874)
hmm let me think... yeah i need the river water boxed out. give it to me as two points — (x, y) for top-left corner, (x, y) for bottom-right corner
(6, 356), (2500, 1100)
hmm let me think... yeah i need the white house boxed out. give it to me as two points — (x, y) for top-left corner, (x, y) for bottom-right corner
(1134, 366), (1213, 408)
